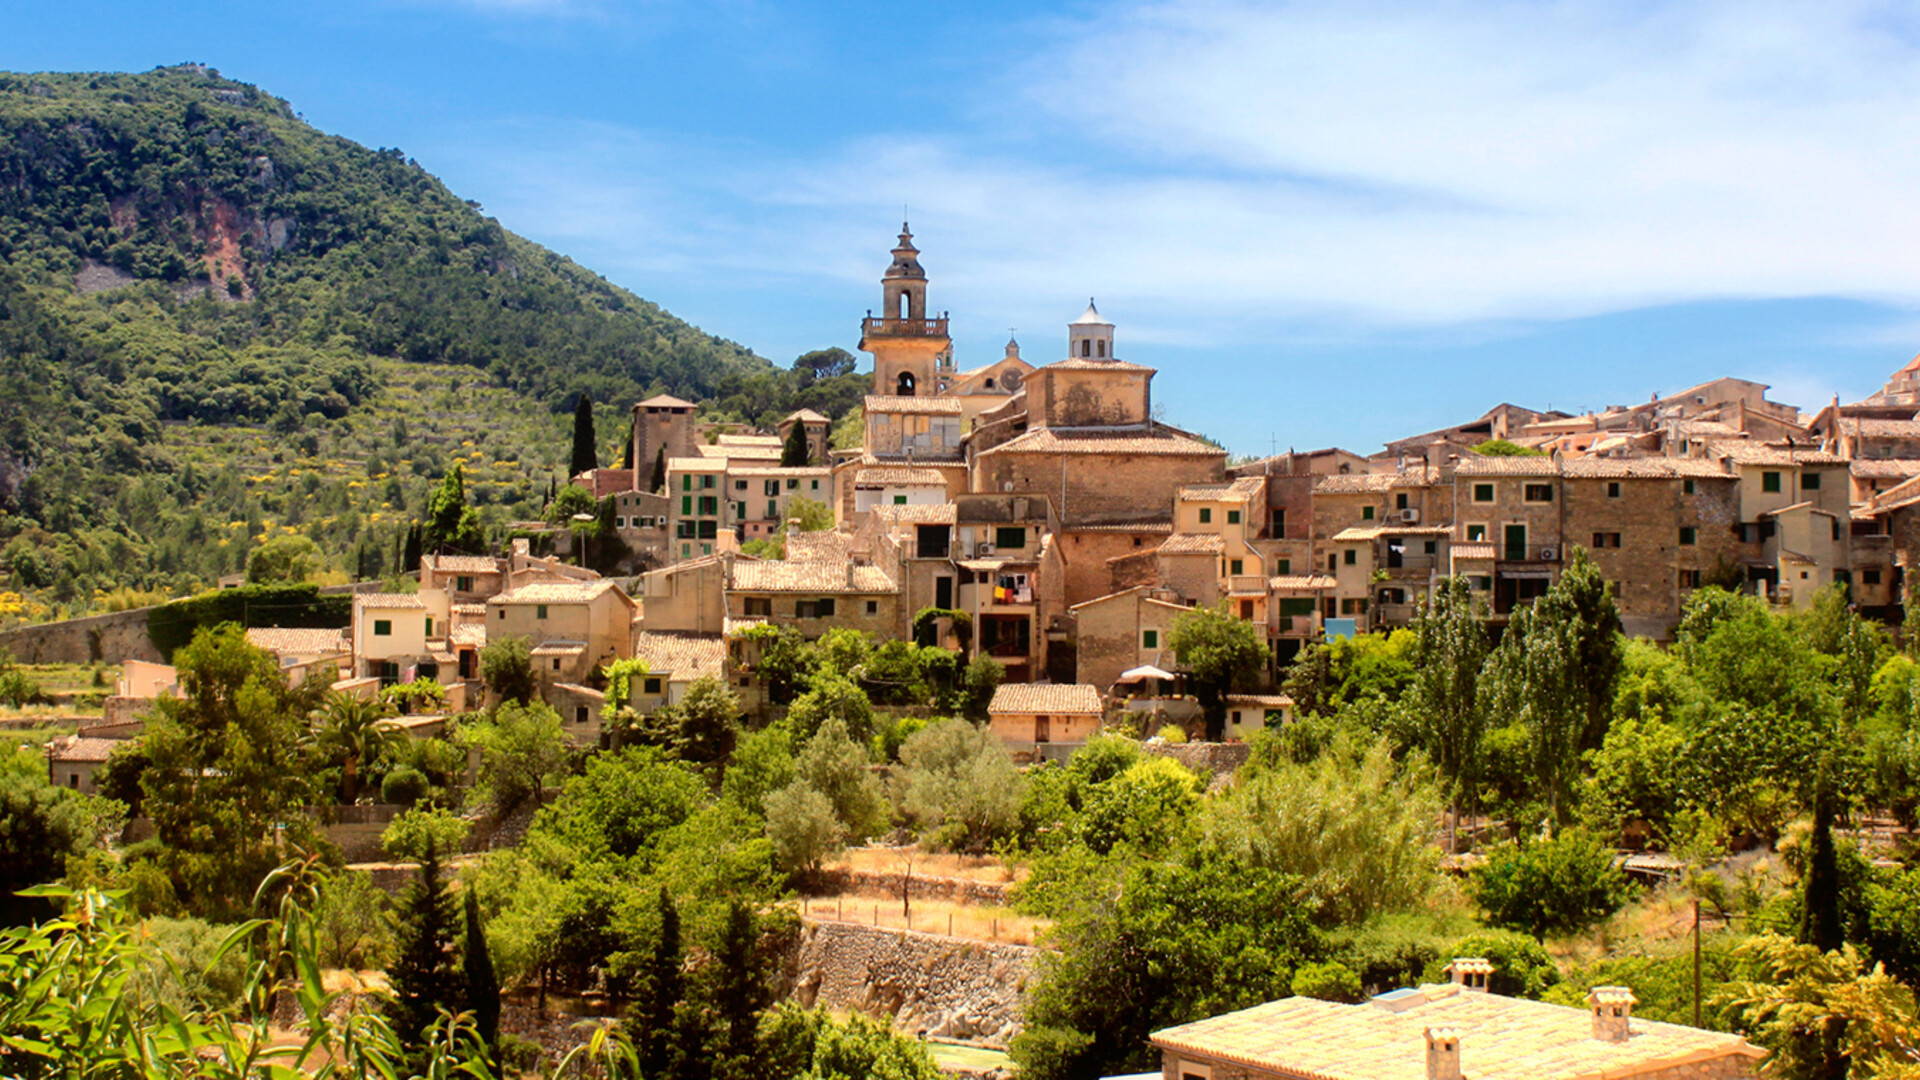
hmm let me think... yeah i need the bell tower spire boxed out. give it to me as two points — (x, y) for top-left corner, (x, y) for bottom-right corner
(861, 222), (951, 398)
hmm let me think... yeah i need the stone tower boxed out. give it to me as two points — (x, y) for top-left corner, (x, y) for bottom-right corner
(862, 223), (953, 398)
(631, 393), (698, 492)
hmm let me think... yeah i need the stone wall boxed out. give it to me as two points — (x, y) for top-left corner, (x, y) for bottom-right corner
(808, 868), (1012, 907)
(1144, 740), (1251, 783)
(785, 919), (1035, 1047)
(0, 607), (162, 665)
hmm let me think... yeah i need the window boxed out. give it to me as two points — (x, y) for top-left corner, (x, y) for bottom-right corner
(1239, 599), (1255, 619)
(1343, 549), (1357, 565)
(552, 658), (562, 672)
(744, 597), (772, 616)
(1803, 472), (1822, 491)
(1227, 509), (1241, 525)
(893, 495), (908, 505)
(676, 520), (695, 539)
(575, 706), (590, 725)
(373, 619), (392, 636)
(1865, 569), (1883, 585)
(536, 604), (549, 619)
(1142, 629), (1158, 649)
(1424, 540), (1437, 554)
(1607, 482), (1621, 498)
(866, 600), (878, 614)
(1328, 554), (1339, 571)
(1591, 532), (1620, 549)
(681, 543), (691, 558)
(1473, 483), (1495, 503)
(701, 543), (712, 555)
(1524, 484), (1554, 503)
(1762, 471), (1782, 493)
(735, 503), (747, 519)
(681, 495), (693, 516)
(456, 575), (473, 592)
(734, 480), (747, 491)
(697, 496), (718, 515)
(1683, 479), (1696, 494)
(1275, 558), (1291, 575)
(1229, 558), (1244, 575)
(497, 609), (506, 620)
(682, 475), (692, 491)
(1470, 575), (1492, 591)
(796, 598), (837, 618)
(701, 474), (715, 489)
(1680, 569), (1702, 589)
(615, 517), (627, 529)
(1362, 505), (1375, 520)
(1199, 507), (1212, 524)
(995, 526), (1026, 549)
(810, 480), (820, 490)
(766, 480), (779, 496)
(767, 500), (778, 518)
(1340, 597), (1370, 614)
(1466, 524), (1487, 542)
(698, 520), (718, 539)
(1679, 527), (1697, 546)
(424, 617), (434, 636)
(643, 677), (662, 694)
(1270, 508), (1288, 537)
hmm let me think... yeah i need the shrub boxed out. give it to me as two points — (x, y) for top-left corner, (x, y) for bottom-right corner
(381, 765), (430, 807)
(1470, 830), (1635, 939)
(382, 805), (472, 861)
(1291, 961), (1364, 1003)
(1422, 929), (1561, 998)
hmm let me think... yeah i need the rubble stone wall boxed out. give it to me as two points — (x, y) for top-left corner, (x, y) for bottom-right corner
(786, 919), (1035, 1048)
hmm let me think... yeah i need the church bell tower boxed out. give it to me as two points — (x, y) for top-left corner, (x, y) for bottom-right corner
(861, 223), (952, 397)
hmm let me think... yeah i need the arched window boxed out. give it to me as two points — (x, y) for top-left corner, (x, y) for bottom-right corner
(1096, 340), (1106, 358)
(985, 377), (996, 389)
(897, 371), (916, 396)
(1081, 339), (1091, 357)
(897, 292), (910, 319)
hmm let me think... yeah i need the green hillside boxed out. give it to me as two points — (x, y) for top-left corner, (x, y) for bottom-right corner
(0, 65), (860, 620)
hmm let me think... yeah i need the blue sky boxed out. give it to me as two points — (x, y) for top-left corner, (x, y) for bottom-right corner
(8, 0), (1920, 456)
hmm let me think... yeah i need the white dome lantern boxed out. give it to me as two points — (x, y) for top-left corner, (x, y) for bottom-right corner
(1068, 298), (1114, 360)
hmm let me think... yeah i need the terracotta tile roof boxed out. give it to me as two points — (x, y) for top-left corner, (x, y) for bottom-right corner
(716, 433), (783, 447)
(1151, 983), (1764, 1080)
(638, 393), (696, 409)
(1178, 484), (1255, 503)
(785, 408), (830, 423)
(423, 554), (502, 574)
(786, 531), (856, 563)
(728, 465), (833, 478)
(873, 503), (958, 524)
(1269, 574), (1336, 590)
(1313, 473), (1398, 493)
(1226, 694), (1294, 708)
(490, 581), (624, 604)
(1159, 533), (1226, 555)
(1853, 459), (1920, 479)
(989, 683), (1102, 715)
(51, 736), (125, 763)
(730, 560), (896, 594)
(355, 593), (426, 610)
(1451, 543), (1497, 560)
(1038, 357), (1157, 373)
(1332, 526), (1453, 541)
(1844, 417), (1920, 438)
(450, 625), (487, 647)
(863, 394), (963, 415)
(631, 632), (726, 681)
(854, 467), (948, 486)
(245, 627), (348, 655)
(529, 641), (588, 657)
(1558, 457), (1730, 478)
(1453, 455), (1560, 476)
(453, 603), (487, 616)
(1709, 441), (1847, 466)
(980, 428), (1225, 458)
(1064, 519), (1175, 533)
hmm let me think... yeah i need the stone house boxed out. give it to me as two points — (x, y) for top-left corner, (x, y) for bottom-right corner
(351, 590), (453, 685)
(49, 735), (124, 794)
(777, 408), (832, 467)
(636, 554), (729, 635)
(987, 682), (1103, 763)
(1070, 585), (1192, 692)
(665, 455), (732, 563)
(1152, 963), (1763, 1080)
(244, 626), (350, 688)
(1558, 458), (1743, 639)
(630, 393), (700, 493)
(727, 466), (833, 542)
(419, 553), (505, 603)
(485, 580), (637, 688)
(850, 465), (949, 515)
(1451, 457), (1565, 615)
(725, 558), (901, 642)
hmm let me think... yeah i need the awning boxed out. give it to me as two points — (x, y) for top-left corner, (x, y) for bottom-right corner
(1116, 664), (1176, 682)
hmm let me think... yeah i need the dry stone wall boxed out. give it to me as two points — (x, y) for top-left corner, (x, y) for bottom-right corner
(0, 608), (162, 665)
(786, 919), (1035, 1048)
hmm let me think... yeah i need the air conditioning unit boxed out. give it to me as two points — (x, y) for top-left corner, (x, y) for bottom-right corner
(976, 542), (995, 557)
(1539, 546), (1558, 561)
(1397, 508), (1420, 524)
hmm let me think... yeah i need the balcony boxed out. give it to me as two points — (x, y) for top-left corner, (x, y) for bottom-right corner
(1226, 575), (1267, 595)
(862, 316), (949, 339)
(1274, 614), (1322, 638)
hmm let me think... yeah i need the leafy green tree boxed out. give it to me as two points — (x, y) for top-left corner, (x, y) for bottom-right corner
(958, 654), (1002, 721)
(794, 716), (889, 840)
(1719, 934), (1920, 1080)
(643, 675), (741, 766)
(1800, 768), (1845, 953)
(315, 691), (401, 803)
(1399, 576), (1489, 837)
(244, 533), (321, 583)
(634, 886), (684, 1079)
(423, 465), (482, 555)
(780, 418), (812, 467)
(786, 495), (834, 533)
(571, 394), (598, 477)
(894, 719), (1025, 853)
(381, 805), (472, 861)
(759, 1004), (944, 1080)
(1580, 715), (1688, 844)
(708, 899), (771, 1080)
(1076, 756), (1201, 857)
(792, 347), (857, 386)
(312, 869), (396, 971)
(1424, 929), (1562, 998)
(765, 783), (844, 876)
(1168, 601), (1266, 738)
(1012, 847), (1318, 1080)
(1291, 961), (1364, 1002)
(1281, 642), (1336, 717)
(1472, 438), (1545, 457)
(385, 845), (465, 1055)
(722, 722), (798, 822)
(138, 623), (328, 919)
(788, 674), (878, 745)
(534, 745), (707, 864)
(651, 446), (668, 493)
(0, 765), (113, 925)
(460, 700), (573, 813)
(545, 482), (599, 524)
(480, 636), (537, 705)
(1470, 830), (1634, 939)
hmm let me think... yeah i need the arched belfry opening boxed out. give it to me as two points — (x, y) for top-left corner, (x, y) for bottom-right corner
(897, 371), (916, 396)
(898, 293), (910, 319)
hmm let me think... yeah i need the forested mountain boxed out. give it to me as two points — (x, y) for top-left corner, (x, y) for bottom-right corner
(0, 64), (845, 616)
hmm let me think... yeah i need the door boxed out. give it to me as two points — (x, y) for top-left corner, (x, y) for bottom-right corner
(1503, 523), (1528, 562)
(1035, 715), (1051, 743)
(935, 575), (953, 609)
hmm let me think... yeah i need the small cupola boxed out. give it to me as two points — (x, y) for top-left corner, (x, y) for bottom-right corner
(1005, 334), (1021, 361)
(881, 223), (928, 321)
(1446, 957), (1493, 993)
(1068, 298), (1115, 360)
(1588, 986), (1636, 1043)
(1424, 1026), (1463, 1080)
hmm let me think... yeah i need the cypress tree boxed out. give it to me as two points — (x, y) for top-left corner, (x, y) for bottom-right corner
(710, 899), (769, 1080)
(650, 447), (667, 494)
(636, 886), (684, 1080)
(402, 523), (423, 575)
(463, 887), (501, 1060)
(1800, 766), (1843, 953)
(780, 419), (810, 467)
(621, 413), (636, 469)
(571, 395), (598, 478)
(385, 845), (463, 1054)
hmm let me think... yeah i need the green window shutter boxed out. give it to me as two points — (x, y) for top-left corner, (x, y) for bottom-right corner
(1762, 472), (1781, 493)
(1199, 508), (1211, 524)
(1227, 510), (1240, 524)
(1362, 506), (1375, 520)
(1142, 629), (1158, 649)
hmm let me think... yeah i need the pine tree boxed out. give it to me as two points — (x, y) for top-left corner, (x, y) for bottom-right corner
(463, 887), (501, 1060)
(650, 447), (667, 494)
(636, 885), (684, 1080)
(385, 845), (463, 1054)
(571, 395), (598, 478)
(780, 420), (811, 467)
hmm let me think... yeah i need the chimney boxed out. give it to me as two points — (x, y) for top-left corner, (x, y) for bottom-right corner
(785, 517), (801, 540)
(1446, 957), (1492, 993)
(1424, 1027), (1463, 1080)
(1588, 986), (1636, 1043)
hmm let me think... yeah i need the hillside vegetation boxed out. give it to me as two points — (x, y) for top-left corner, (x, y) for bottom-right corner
(0, 65), (860, 618)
